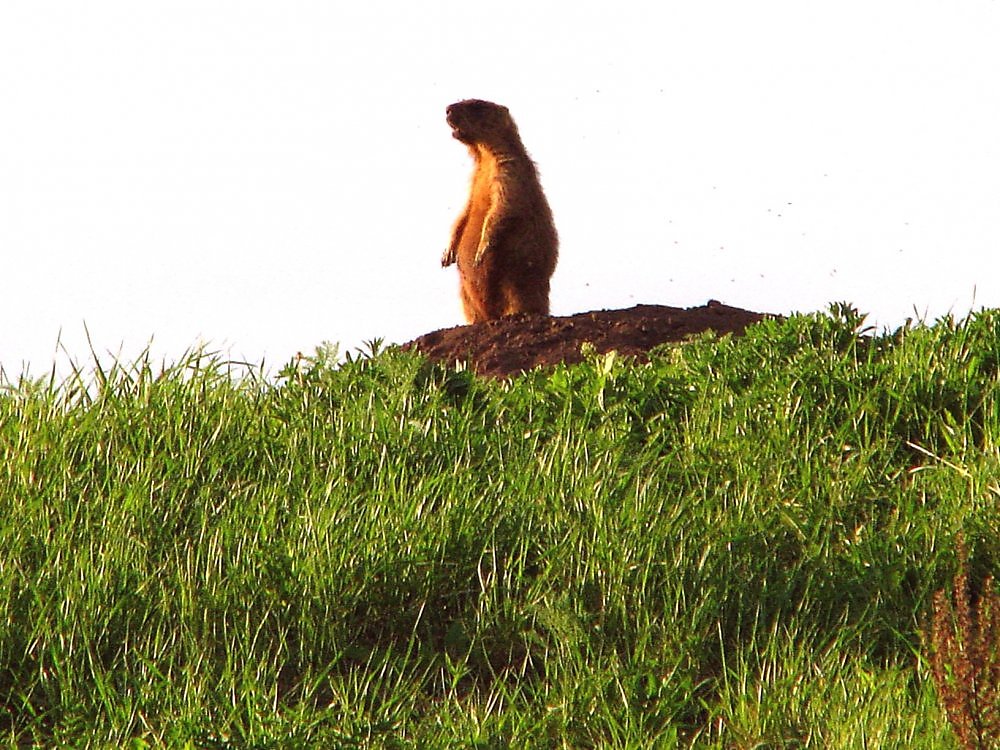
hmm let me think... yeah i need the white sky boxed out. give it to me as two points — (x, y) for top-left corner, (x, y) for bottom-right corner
(2, 1), (999, 378)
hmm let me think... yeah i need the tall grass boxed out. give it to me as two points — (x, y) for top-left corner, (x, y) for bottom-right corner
(2, 304), (999, 747)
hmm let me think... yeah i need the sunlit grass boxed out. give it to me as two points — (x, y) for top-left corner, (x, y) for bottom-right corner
(3, 304), (999, 746)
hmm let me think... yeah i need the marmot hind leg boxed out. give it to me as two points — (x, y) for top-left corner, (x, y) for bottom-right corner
(460, 284), (490, 324)
(503, 279), (550, 316)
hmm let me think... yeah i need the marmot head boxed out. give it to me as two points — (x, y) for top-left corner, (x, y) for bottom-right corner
(446, 99), (519, 147)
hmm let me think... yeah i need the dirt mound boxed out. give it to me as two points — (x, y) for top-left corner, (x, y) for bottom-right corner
(402, 300), (777, 378)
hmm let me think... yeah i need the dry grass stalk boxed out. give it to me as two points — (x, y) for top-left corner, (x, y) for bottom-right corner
(930, 535), (1000, 749)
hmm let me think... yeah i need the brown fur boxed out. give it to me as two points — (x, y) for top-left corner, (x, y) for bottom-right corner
(441, 99), (558, 323)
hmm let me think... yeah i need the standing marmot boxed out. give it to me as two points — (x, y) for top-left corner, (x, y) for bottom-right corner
(441, 99), (558, 323)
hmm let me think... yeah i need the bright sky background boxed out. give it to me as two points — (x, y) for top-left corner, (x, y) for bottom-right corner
(3, 1), (999, 378)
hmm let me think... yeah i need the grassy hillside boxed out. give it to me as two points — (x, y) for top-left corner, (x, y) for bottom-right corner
(3, 305), (999, 748)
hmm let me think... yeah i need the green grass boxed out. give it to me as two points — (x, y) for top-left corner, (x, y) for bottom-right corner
(3, 303), (1000, 747)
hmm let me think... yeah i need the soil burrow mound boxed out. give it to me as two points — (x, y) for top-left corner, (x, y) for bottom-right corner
(402, 299), (778, 378)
